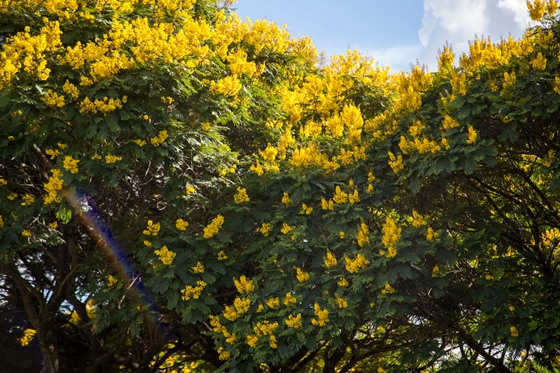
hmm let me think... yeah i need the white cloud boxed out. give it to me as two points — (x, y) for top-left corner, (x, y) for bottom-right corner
(371, 0), (532, 71)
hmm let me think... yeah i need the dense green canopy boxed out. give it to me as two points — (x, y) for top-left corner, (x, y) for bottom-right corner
(1, 0), (560, 371)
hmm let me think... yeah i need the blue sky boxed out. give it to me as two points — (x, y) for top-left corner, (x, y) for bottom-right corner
(233, 0), (533, 71)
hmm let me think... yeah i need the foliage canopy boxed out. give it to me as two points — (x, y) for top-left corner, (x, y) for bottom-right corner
(1, 0), (560, 372)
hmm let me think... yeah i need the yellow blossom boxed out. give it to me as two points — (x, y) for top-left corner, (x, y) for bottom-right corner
(150, 129), (168, 147)
(338, 277), (349, 287)
(285, 313), (302, 329)
(105, 154), (122, 164)
(336, 295), (348, 309)
(345, 253), (370, 273)
(266, 297), (280, 309)
(233, 275), (255, 294)
(381, 282), (395, 294)
(356, 222), (369, 248)
(203, 214), (224, 239)
(63, 155), (79, 174)
(234, 187), (250, 204)
(22, 230), (32, 237)
(217, 250), (228, 260)
(44, 168), (63, 205)
(339, 231), (345, 239)
(19, 328), (36, 347)
(176, 218), (188, 231)
(192, 262), (205, 274)
(411, 210), (427, 228)
(283, 292), (297, 306)
(185, 185), (196, 195)
(381, 216), (401, 258)
(154, 245), (176, 265)
(281, 222), (293, 234)
(324, 249), (338, 268)
(311, 303), (329, 327)
(333, 186), (348, 204)
(388, 151), (404, 173)
(181, 280), (207, 301)
(510, 325), (519, 337)
(21, 193), (35, 206)
(143, 220), (160, 236)
(426, 226), (438, 242)
(259, 222), (271, 236)
(218, 348), (231, 361)
(223, 296), (251, 321)
(321, 197), (334, 210)
(300, 202), (313, 215)
(466, 125), (478, 144)
(281, 192), (292, 204)
(527, 0), (547, 20)
(295, 267), (310, 282)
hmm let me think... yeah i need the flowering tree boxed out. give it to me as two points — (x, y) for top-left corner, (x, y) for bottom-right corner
(2, 0), (560, 372)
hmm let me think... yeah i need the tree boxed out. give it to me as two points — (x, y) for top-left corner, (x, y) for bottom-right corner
(1, 0), (560, 372)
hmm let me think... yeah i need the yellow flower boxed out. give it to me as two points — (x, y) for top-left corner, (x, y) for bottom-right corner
(176, 218), (189, 231)
(388, 151), (404, 173)
(233, 275), (255, 294)
(266, 297), (280, 309)
(181, 280), (207, 301)
(311, 303), (329, 327)
(19, 328), (36, 347)
(527, 0), (547, 20)
(259, 222), (271, 236)
(192, 262), (205, 274)
(246, 334), (259, 347)
(321, 197), (334, 211)
(339, 231), (345, 239)
(281, 223), (293, 234)
(381, 282), (394, 294)
(143, 220), (160, 236)
(0, 216), (4, 228)
(300, 202), (313, 215)
(234, 187), (250, 204)
(426, 226), (438, 242)
(217, 250), (228, 260)
(203, 214), (224, 239)
(223, 296), (251, 321)
(22, 230), (32, 237)
(345, 253), (370, 273)
(285, 313), (302, 329)
(21, 193), (35, 206)
(44, 169), (64, 205)
(381, 216), (401, 258)
(105, 154), (122, 164)
(63, 155), (79, 174)
(338, 277), (349, 287)
(283, 292), (297, 306)
(332, 186), (348, 204)
(0, 178), (7, 186)
(295, 267), (310, 282)
(356, 222), (369, 248)
(466, 125), (478, 144)
(336, 295), (348, 309)
(281, 192), (292, 204)
(411, 210), (427, 228)
(510, 325), (519, 337)
(218, 348), (231, 361)
(154, 245), (176, 265)
(150, 130), (168, 147)
(210, 75), (242, 96)
(185, 185), (196, 195)
(324, 249), (338, 268)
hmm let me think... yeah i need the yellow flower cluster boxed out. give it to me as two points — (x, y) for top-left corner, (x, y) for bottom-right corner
(234, 187), (250, 204)
(42, 89), (65, 108)
(63, 155), (79, 174)
(283, 292), (297, 306)
(426, 226), (438, 242)
(79, 96), (127, 114)
(259, 222), (271, 236)
(192, 262), (205, 274)
(247, 320), (279, 348)
(181, 280), (207, 301)
(44, 168), (63, 204)
(345, 253), (370, 273)
(266, 297), (280, 309)
(356, 222), (369, 248)
(381, 216), (401, 258)
(324, 249), (338, 268)
(209, 315), (237, 345)
(280, 223), (293, 234)
(154, 245), (176, 265)
(336, 295), (348, 309)
(203, 214), (224, 239)
(143, 220), (160, 236)
(285, 313), (302, 329)
(411, 210), (427, 228)
(300, 202), (313, 215)
(175, 218), (188, 231)
(233, 275), (255, 294)
(281, 192), (292, 204)
(381, 282), (395, 294)
(295, 267), (310, 283)
(311, 303), (329, 327)
(210, 75), (242, 96)
(223, 296), (251, 321)
(466, 125), (478, 144)
(510, 325), (519, 337)
(321, 197), (334, 211)
(21, 193), (35, 206)
(388, 151), (404, 173)
(150, 130), (169, 147)
(105, 154), (122, 164)
(19, 328), (37, 347)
